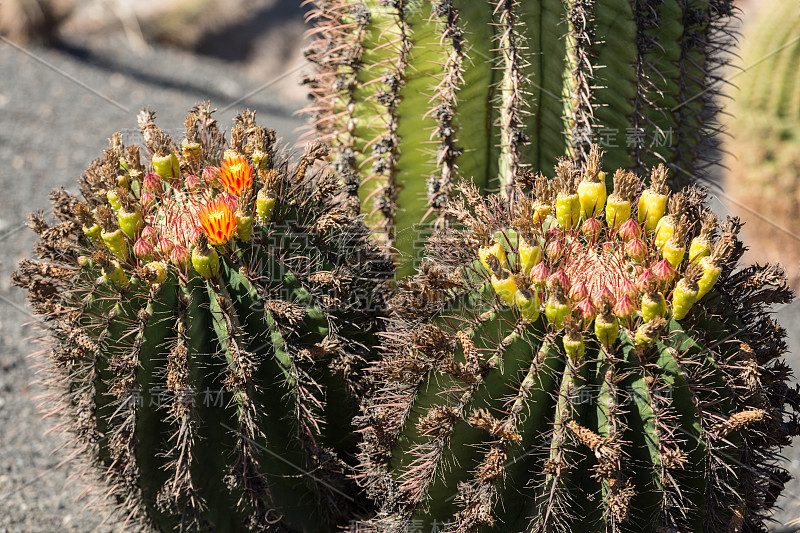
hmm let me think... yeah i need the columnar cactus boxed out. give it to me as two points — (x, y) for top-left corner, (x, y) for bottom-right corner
(727, 0), (800, 287)
(12, 104), (392, 532)
(355, 148), (799, 532)
(303, 0), (738, 275)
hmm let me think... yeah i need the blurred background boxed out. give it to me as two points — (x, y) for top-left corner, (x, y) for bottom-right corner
(2, 0), (800, 531)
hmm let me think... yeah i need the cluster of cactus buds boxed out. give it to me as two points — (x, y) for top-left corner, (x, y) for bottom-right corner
(473, 146), (727, 354)
(355, 147), (798, 532)
(12, 104), (391, 532)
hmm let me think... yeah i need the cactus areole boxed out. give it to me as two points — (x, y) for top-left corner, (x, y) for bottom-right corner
(304, 0), (739, 276)
(355, 149), (799, 532)
(12, 104), (392, 532)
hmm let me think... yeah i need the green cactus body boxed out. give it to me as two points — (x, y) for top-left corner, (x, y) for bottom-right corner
(12, 106), (392, 532)
(305, 0), (738, 275)
(355, 152), (797, 532)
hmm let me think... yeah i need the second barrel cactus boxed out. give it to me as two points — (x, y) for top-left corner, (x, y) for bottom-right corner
(355, 148), (799, 532)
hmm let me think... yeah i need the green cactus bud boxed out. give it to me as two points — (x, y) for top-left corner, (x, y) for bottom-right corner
(153, 151), (180, 181)
(191, 235), (219, 279)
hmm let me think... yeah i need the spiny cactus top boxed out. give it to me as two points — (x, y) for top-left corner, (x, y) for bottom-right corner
(304, 0), (739, 276)
(356, 147), (799, 532)
(12, 104), (392, 532)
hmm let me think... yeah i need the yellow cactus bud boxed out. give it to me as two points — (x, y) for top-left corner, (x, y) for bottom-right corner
(556, 192), (580, 230)
(181, 138), (203, 168)
(104, 261), (130, 290)
(661, 238), (685, 269)
(143, 261), (167, 285)
(191, 240), (220, 279)
(545, 295), (570, 330)
(577, 180), (607, 220)
(671, 278), (699, 320)
(479, 240), (508, 273)
(256, 189), (276, 223)
(514, 290), (540, 322)
(641, 291), (667, 322)
(563, 332), (585, 361)
(106, 189), (121, 212)
(83, 224), (102, 245)
(637, 189), (668, 234)
(594, 314), (619, 348)
(689, 236), (711, 263)
(517, 237), (541, 275)
(491, 275), (518, 306)
(697, 256), (722, 299)
(654, 217), (676, 250)
(532, 204), (551, 225)
(236, 215), (254, 242)
(102, 229), (128, 260)
(634, 318), (664, 349)
(605, 196), (631, 230)
(118, 209), (143, 240)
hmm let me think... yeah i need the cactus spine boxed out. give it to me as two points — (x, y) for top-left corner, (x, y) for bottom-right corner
(12, 105), (391, 532)
(304, 0), (738, 275)
(355, 149), (799, 532)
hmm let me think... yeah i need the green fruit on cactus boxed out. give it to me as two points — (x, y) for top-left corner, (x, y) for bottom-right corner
(727, 0), (800, 287)
(355, 148), (799, 532)
(12, 104), (392, 532)
(304, 0), (739, 276)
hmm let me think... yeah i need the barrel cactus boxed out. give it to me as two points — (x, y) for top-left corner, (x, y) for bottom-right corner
(355, 147), (799, 532)
(726, 0), (800, 287)
(11, 104), (392, 532)
(303, 0), (738, 275)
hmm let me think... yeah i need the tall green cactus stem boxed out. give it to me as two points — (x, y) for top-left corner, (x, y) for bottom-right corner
(303, 0), (739, 276)
(355, 150), (799, 532)
(727, 0), (800, 287)
(12, 105), (392, 532)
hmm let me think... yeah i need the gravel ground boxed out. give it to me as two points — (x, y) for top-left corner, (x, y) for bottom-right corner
(2, 23), (800, 533)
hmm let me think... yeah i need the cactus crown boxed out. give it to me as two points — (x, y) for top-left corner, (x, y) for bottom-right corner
(355, 147), (797, 532)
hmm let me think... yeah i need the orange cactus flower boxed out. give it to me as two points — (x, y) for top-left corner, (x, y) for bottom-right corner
(198, 196), (238, 246)
(218, 154), (253, 196)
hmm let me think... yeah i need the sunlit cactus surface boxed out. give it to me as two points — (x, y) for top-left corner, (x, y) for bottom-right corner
(303, 0), (738, 275)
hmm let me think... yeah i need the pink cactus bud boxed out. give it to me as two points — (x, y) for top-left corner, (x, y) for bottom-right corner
(133, 238), (153, 259)
(158, 238), (175, 256)
(545, 227), (561, 241)
(652, 258), (676, 283)
(625, 237), (647, 261)
(637, 269), (655, 291)
(569, 280), (588, 302)
(574, 297), (597, 323)
(170, 245), (189, 269)
(184, 174), (201, 191)
(142, 172), (162, 192)
(141, 225), (158, 243)
(546, 239), (564, 260)
(202, 166), (220, 184)
(617, 218), (641, 241)
(581, 217), (602, 238)
(140, 190), (155, 209)
(530, 262), (551, 285)
(614, 293), (637, 319)
(548, 269), (570, 291)
(618, 277), (639, 300)
(592, 285), (617, 307)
